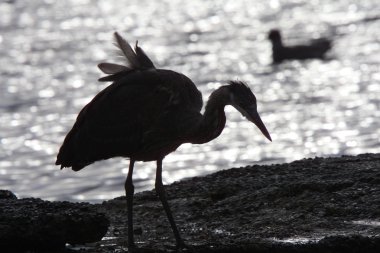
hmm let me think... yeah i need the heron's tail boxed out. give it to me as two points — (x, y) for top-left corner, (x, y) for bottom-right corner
(55, 127), (91, 171)
(55, 110), (99, 172)
(98, 32), (155, 82)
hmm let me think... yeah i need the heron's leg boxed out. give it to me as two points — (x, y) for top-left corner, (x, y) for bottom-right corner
(155, 159), (185, 248)
(125, 159), (135, 248)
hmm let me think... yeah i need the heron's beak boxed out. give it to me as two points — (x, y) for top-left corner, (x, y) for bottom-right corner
(233, 104), (272, 142)
(247, 109), (272, 142)
(248, 111), (272, 141)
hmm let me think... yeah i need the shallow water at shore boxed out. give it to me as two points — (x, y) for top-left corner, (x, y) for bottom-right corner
(0, 0), (379, 202)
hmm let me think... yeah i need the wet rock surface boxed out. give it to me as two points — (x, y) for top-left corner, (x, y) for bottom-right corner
(98, 153), (380, 252)
(2, 153), (379, 252)
(0, 196), (109, 251)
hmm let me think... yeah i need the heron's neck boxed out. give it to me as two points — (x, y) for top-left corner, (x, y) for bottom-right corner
(191, 87), (229, 144)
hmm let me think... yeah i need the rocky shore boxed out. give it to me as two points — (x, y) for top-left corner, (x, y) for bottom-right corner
(1, 153), (379, 252)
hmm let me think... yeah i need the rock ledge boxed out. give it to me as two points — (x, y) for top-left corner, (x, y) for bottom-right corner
(1, 153), (379, 252)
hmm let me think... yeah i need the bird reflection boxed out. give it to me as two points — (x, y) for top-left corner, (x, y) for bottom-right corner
(268, 29), (332, 63)
(56, 32), (271, 249)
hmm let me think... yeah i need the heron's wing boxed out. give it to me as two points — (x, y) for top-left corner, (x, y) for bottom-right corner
(140, 71), (203, 147)
(56, 77), (147, 169)
(56, 69), (202, 169)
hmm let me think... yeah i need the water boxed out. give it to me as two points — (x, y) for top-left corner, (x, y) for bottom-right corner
(0, 0), (379, 202)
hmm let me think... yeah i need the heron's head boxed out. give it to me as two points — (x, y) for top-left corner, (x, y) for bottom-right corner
(268, 29), (282, 43)
(227, 81), (272, 142)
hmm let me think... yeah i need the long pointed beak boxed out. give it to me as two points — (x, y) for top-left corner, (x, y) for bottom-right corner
(248, 110), (272, 142)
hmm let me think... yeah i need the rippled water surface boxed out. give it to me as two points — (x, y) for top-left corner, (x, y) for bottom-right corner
(0, 0), (379, 202)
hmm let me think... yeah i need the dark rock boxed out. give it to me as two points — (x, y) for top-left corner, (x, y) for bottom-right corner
(2, 153), (379, 252)
(0, 189), (17, 199)
(0, 196), (109, 251)
(99, 153), (380, 252)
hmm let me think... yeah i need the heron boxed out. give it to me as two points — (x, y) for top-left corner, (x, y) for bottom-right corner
(268, 29), (332, 63)
(56, 32), (272, 249)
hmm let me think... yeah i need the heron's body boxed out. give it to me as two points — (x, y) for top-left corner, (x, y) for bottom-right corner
(56, 32), (271, 249)
(268, 29), (332, 63)
(57, 69), (206, 169)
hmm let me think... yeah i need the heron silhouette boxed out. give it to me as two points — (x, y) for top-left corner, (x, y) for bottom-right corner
(268, 29), (332, 63)
(56, 32), (272, 249)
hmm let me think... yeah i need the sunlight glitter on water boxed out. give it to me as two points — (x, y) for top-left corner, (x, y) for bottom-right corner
(352, 220), (380, 227)
(0, 0), (379, 202)
(271, 236), (323, 244)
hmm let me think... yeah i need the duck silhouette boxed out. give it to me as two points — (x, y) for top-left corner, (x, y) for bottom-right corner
(268, 29), (332, 63)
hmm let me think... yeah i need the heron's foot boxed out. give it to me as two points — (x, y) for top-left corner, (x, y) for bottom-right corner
(176, 240), (193, 252)
(127, 242), (137, 252)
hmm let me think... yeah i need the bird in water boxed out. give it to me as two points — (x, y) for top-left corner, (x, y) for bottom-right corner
(268, 29), (332, 63)
(56, 32), (272, 250)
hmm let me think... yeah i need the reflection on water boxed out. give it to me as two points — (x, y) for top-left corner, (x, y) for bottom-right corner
(351, 220), (380, 227)
(0, 0), (379, 202)
(271, 236), (323, 244)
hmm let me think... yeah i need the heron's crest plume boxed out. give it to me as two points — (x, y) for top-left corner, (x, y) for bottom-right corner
(227, 80), (257, 102)
(98, 32), (155, 82)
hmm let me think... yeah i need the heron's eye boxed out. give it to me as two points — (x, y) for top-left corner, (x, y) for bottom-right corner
(239, 102), (250, 109)
(243, 103), (257, 111)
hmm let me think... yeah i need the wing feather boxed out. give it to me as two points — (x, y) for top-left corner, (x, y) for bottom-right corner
(98, 63), (131, 74)
(98, 32), (156, 82)
(113, 32), (140, 68)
